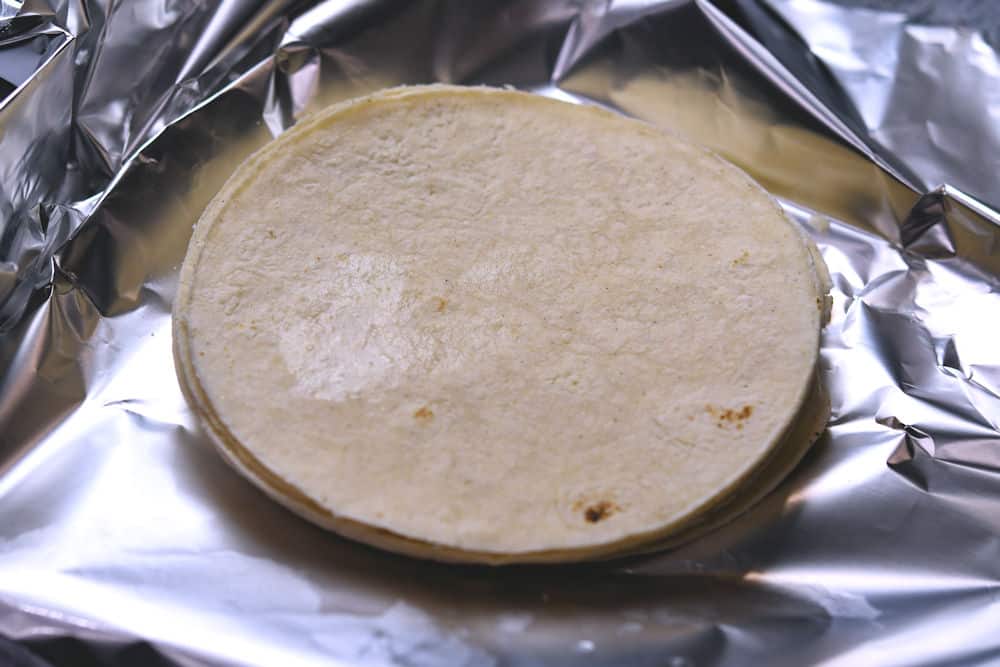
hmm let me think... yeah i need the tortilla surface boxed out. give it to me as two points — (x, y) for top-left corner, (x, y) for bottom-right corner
(173, 85), (829, 563)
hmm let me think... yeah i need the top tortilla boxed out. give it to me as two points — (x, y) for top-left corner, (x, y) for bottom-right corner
(173, 85), (828, 563)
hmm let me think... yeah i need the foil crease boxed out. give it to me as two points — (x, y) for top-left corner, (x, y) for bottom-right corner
(1, 1), (999, 665)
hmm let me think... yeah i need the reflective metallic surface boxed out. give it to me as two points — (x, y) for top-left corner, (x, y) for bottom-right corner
(1, 1), (999, 665)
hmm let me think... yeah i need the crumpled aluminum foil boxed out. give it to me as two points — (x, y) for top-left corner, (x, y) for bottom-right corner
(2, 1), (999, 665)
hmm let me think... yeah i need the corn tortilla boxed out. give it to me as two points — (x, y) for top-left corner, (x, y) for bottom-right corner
(173, 85), (830, 563)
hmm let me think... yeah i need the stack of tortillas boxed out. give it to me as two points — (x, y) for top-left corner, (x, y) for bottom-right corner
(173, 85), (830, 564)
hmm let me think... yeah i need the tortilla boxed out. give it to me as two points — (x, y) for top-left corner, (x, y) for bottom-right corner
(173, 85), (830, 563)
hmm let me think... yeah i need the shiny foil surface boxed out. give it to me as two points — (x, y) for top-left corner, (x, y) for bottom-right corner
(2, 1), (999, 665)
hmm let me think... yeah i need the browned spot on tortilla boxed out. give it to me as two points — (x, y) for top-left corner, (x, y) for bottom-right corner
(730, 250), (750, 267)
(584, 500), (617, 523)
(434, 297), (447, 313)
(266, 229), (276, 239)
(414, 406), (434, 421)
(705, 404), (754, 429)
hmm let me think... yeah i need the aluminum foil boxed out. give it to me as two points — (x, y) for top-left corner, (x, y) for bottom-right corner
(2, 0), (1000, 665)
